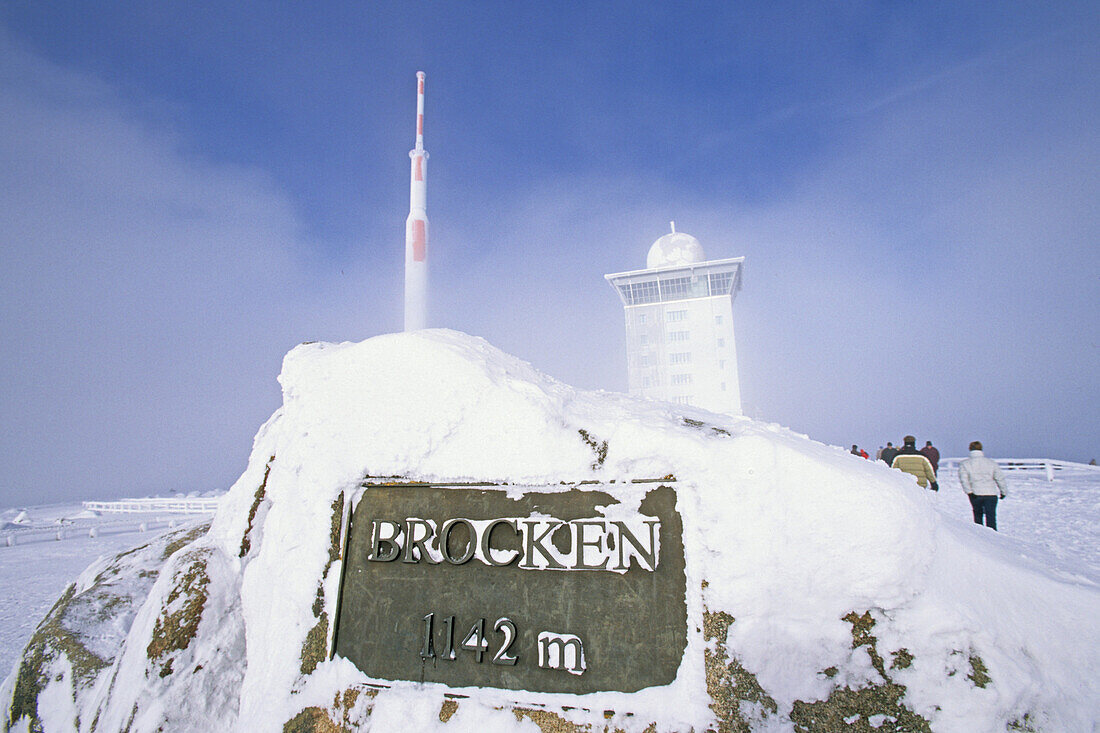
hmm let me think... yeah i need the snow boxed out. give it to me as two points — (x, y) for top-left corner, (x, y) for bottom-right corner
(0, 506), (203, 677)
(2, 329), (1099, 732)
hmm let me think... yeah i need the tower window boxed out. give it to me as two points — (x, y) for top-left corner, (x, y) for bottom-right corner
(715, 315), (723, 325)
(666, 310), (687, 323)
(620, 280), (659, 305)
(668, 330), (690, 343)
(660, 276), (707, 300)
(669, 352), (691, 365)
(708, 272), (733, 295)
(671, 374), (693, 385)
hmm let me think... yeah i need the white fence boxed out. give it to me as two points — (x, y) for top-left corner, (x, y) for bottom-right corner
(82, 497), (222, 514)
(939, 458), (1099, 482)
(3, 517), (197, 548)
(2, 496), (221, 549)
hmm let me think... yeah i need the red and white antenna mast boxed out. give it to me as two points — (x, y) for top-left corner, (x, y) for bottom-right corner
(404, 71), (429, 331)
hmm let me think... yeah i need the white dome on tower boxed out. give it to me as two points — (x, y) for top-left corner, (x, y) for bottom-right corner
(646, 222), (705, 269)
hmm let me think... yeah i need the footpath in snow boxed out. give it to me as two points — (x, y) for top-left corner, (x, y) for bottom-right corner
(930, 462), (1100, 583)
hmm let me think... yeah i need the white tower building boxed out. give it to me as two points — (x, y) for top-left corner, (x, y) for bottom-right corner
(404, 71), (429, 331)
(605, 223), (744, 415)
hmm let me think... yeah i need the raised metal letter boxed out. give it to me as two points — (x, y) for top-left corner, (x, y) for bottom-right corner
(440, 518), (476, 565)
(613, 519), (660, 571)
(370, 520), (402, 562)
(402, 518), (439, 564)
(521, 520), (565, 569)
(480, 519), (521, 567)
(574, 521), (610, 570)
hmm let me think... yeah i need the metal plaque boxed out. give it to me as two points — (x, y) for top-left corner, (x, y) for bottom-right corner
(333, 483), (687, 694)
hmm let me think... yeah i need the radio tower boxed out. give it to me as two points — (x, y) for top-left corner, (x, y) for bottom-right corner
(404, 71), (429, 331)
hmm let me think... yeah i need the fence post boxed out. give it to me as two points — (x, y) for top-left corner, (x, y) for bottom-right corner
(1045, 462), (1054, 482)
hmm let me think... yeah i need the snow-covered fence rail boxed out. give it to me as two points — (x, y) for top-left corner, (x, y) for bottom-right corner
(2, 517), (195, 548)
(2, 497), (220, 549)
(82, 497), (222, 514)
(939, 458), (1099, 482)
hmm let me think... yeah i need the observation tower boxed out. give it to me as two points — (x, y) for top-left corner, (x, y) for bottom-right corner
(605, 223), (744, 415)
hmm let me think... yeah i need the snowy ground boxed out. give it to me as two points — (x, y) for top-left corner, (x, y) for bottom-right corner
(0, 461), (1096, 696)
(931, 462), (1100, 582)
(0, 504), (212, 677)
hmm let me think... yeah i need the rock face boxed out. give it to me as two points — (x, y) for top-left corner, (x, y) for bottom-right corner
(4, 330), (1099, 732)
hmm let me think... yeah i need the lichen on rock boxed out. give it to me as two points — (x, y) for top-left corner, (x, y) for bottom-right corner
(146, 547), (213, 678)
(300, 494), (345, 676)
(5, 522), (212, 732)
(577, 429), (609, 469)
(967, 655), (991, 689)
(788, 611), (931, 733)
(240, 456), (274, 558)
(439, 698), (458, 722)
(702, 608), (778, 733)
(283, 686), (374, 732)
(513, 706), (590, 732)
(890, 649), (914, 671)
(7, 585), (102, 732)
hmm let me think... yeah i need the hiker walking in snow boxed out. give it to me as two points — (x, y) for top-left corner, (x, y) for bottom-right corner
(891, 435), (938, 490)
(959, 440), (1007, 530)
(920, 440), (941, 474)
(880, 442), (899, 466)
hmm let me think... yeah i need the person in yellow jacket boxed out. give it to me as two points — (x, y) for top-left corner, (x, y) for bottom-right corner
(891, 435), (938, 490)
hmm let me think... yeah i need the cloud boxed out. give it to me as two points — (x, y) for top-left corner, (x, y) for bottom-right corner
(723, 32), (1100, 458)
(1, 16), (1096, 511)
(432, 28), (1099, 462)
(0, 31), (381, 506)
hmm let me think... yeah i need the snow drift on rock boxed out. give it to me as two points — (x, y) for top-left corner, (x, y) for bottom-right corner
(4, 329), (1098, 732)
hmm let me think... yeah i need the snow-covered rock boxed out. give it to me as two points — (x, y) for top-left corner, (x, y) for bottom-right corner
(3, 330), (1098, 732)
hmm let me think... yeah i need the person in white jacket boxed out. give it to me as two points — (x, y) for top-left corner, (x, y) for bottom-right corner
(958, 441), (1008, 530)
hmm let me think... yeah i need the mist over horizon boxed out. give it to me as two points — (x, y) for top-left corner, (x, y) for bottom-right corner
(1, 3), (1097, 507)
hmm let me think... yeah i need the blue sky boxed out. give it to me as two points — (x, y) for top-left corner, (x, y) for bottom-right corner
(2, 2), (1098, 505)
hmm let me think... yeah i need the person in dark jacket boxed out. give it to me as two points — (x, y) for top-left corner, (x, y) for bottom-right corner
(891, 436), (938, 490)
(920, 441), (941, 474)
(880, 442), (899, 466)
